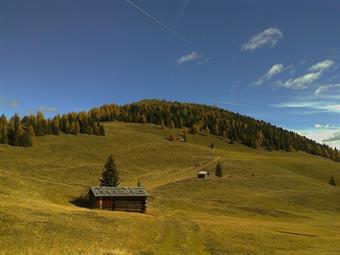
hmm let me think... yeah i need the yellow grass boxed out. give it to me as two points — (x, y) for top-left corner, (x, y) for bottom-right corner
(0, 122), (340, 254)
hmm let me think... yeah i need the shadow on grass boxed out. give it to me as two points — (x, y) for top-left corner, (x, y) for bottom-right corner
(69, 194), (92, 209)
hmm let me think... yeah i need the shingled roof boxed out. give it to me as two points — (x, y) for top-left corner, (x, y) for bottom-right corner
(89, 186), (148, 198)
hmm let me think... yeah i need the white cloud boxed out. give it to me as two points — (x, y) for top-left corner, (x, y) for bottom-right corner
(315, 83), (340, 98)
(278, 59), (335, 90)
(314, 123), (332, 129)
(309, 60), (335, 73)
(37, 106), (58, 113)
(323, 129), (340, 143)
(273, 100), (340, 114)
(280, 72), (321, 89)
(241, 27), (283, 51)
(176, 51), (202, 65)
(294, 128), (340, 149)
(255, 64), (284, 85)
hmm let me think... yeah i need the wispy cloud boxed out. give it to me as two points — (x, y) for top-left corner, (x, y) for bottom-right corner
(255, 64), (285, 85)
(125, 0), (190, 44)
(315, 83), (340, 98)
(176, 51), (202, 65)
(314, 123), (331, 129)
(294, 128), (340, 149)
(241, 27), (283, 51)
(277, 59), (335, 90)
(273, 100), (340, 114)
(309, 59), (335, 73)
(173, 0), (191, 27)
(37, 106), (58, 113)
(323, 129), (340, 142)
(0, 98), (19, 109)
(279, 72), (321, 89)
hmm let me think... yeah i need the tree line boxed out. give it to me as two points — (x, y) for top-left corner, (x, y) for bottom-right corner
(2, 99), (339, 162)
(87, 99), (340, 162)
(0, 111), (105, 147)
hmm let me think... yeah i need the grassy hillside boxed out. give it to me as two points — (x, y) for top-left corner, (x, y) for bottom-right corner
(0, 122), (340, 255)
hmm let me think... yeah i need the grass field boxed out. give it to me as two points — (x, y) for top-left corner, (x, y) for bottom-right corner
(1, 122), (340, 255)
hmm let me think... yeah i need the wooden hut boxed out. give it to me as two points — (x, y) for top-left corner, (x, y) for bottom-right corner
(197, 171), (209, 179)
(89, 186), (148, 213)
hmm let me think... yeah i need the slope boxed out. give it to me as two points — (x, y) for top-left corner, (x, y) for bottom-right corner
(0, 122), (340, 255)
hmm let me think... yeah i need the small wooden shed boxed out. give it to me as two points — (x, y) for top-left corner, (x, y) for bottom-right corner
(197, 171), (209, 179)
(89, 186), (148, 213)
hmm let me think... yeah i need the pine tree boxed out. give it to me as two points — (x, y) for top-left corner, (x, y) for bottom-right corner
(0, 125), (7, 144)
(19, 130), (33, 147)
(64, 120), (70, 134)
(100, 155), (120, 187)
(215, 162), (223, 178)
(329, 176), (336, 186)
(8, 114), (22, 146)
(137, 179), (142, 187)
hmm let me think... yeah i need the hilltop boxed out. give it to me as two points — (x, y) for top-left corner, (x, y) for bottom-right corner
(2, 100), (339, 163)
(0, 121), (340, 255)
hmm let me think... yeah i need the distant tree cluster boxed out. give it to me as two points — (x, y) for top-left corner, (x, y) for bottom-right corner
(87, 99), (340, 162)
(0, 111), (105, 147)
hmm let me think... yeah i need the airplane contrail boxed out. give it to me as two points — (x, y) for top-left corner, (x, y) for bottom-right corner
(173, 0), (190, 28)
(125, 0), (190, 44)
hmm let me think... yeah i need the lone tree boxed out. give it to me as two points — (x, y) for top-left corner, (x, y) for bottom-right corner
(329, 176), (336, 186)
(100, 154), (120, 187)
(215, 162), (223, 178)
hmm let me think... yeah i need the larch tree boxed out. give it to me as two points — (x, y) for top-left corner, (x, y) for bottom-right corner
(0, 115), (8, 144)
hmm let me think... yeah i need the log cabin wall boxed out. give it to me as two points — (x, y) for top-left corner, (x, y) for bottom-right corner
(88, 186), (148, 213)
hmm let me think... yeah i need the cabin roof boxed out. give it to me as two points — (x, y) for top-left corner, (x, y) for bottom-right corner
(89, 186), (148, 198)
(198, 171), (208, 174)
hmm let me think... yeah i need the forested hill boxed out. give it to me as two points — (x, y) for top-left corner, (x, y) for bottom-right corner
(1, 99), (339, 162)
(88, 99), (340, 162)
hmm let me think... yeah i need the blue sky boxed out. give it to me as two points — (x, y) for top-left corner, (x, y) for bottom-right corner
(1, 0), (340, 148)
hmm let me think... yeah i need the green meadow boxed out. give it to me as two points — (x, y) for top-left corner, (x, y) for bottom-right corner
(0, 122), (340, 255)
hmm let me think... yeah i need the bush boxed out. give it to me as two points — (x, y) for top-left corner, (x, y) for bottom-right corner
(329, 176), (336, 186)
(215, 162), (223, 178)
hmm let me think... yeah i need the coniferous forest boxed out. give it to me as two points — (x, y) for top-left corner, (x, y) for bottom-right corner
(0, 111), (105, 147)
(88, 99), (340, 162)
(1, 99), (339, 163)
